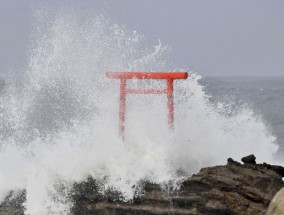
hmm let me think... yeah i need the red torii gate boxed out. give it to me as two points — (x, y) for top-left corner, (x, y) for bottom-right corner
(106, 72), (188, 137)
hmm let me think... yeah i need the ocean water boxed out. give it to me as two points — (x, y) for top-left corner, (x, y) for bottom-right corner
(0, 9), (282, 215)
(200, 77), (284, 158)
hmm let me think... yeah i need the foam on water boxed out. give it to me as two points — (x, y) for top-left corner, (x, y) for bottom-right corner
(0, 9), (280, 215)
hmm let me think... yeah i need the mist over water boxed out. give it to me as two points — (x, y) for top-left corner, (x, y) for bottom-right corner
(0, 9), (280, 215)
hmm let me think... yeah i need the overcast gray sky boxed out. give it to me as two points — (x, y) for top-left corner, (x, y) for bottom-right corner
(0, 0), (283, 76)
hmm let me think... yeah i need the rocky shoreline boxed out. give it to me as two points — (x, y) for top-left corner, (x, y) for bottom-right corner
(1, 155), (284, 215)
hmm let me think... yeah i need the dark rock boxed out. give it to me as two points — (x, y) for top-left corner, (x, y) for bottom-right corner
(227, 157), (241, 166)
(1, 157), (284, 215)
(263, 162), (284, 177)
(69, 159), (284, 215)
(241, 154), (256, 164)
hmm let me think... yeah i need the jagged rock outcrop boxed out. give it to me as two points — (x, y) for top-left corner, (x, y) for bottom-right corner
(1, 156), (284, 215)
(72, 157), (284, 215)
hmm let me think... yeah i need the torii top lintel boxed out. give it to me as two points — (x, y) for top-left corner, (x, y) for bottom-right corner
(106, 72), (188, 80)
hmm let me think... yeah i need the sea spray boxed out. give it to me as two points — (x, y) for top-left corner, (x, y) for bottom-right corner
(0, 9), (279, 215)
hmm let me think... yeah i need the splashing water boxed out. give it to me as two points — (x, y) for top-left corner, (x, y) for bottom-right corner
(0, 9), (279, 215)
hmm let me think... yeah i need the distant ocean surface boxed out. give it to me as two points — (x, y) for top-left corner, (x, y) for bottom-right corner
(200, 76), (284, 159)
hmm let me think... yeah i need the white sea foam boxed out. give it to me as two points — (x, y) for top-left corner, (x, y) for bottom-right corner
(0, 9), (280, 215)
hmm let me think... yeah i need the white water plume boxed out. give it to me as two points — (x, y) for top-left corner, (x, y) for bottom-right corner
(0, 9), (279, 215)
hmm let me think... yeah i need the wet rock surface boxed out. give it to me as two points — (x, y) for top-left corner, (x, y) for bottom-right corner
(1, 156), (283, 215)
